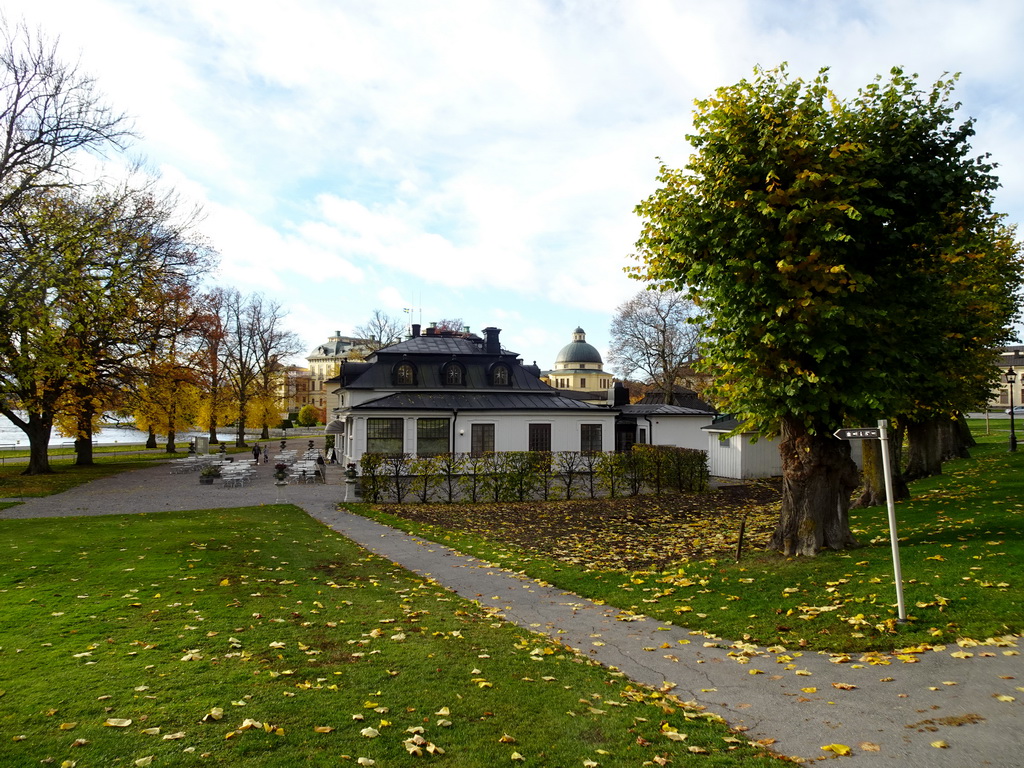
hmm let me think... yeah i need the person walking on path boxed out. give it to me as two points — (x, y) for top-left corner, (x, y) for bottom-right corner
(252, 443), (261, 462)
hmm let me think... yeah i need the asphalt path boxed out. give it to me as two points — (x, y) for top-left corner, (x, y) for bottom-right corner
(2, 454), (1021, 766)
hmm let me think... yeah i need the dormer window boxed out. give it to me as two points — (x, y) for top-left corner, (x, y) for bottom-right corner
(490, 363), (511, 386)
(442, 361), (466, 386)
(394, 362), (417, 386)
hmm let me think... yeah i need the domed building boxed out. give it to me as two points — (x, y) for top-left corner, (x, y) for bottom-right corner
(546, 327), (613, 395)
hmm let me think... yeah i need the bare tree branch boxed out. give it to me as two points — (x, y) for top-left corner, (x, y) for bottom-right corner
(607, 289), (703, 401)
(0, 18), (133, 215)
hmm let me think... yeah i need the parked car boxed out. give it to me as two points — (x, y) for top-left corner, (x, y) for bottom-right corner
(1006, 405), (1024, 414)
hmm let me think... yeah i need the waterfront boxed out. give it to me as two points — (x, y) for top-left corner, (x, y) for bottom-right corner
(0, 414), (161, 447)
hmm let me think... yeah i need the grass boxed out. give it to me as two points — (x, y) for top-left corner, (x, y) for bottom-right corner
(347, 423), (1022, 654)
(0, 444), (256, 500)
(0, 506), (782, 767)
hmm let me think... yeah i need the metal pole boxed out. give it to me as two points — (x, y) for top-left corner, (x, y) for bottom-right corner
(1009, 378), (1017, 452)
(877, 418), (907, 622)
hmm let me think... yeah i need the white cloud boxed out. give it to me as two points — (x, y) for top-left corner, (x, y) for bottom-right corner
(4, 0), (1024, 369)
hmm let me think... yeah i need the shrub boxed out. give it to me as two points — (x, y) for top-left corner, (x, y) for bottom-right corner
(296, 404), (320, 427)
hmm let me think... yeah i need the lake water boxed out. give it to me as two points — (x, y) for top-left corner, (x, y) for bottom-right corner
(0, 413), (169, 447)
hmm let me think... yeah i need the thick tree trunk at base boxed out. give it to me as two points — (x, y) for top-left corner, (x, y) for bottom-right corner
(19, 413), (55, 475)
(74, 436), (94, 466)
(854, 438), (910, 508)
(74, 406), (95, 466)
(146, 428), (157, 449)
(769, 418), (860, 556)
(939, 416), (970, 461)
(905, 415), (958, 481)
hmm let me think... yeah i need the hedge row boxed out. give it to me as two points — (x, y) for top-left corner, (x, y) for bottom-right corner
(357, 444), (709, 504)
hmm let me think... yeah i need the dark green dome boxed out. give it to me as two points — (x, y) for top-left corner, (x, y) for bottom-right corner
(555, 328), (602, 365)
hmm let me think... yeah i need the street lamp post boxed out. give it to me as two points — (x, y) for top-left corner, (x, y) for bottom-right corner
(1006, 367), (1017, 453)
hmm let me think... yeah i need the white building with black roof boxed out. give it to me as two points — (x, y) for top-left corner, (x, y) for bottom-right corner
(326, 324), (615, 465)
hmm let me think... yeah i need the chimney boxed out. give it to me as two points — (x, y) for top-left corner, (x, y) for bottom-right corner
(411, 323), (421, 338)
(609, 381), (629, 407)
(482, 327), (501, 354)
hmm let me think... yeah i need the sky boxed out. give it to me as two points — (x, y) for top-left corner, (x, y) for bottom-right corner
(5, 0), (1024, 372)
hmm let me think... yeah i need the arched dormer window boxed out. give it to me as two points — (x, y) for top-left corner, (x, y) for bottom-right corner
(489, 363), (511, 386)
(442, 360), (466, 386)
(393, 361), (417, 386)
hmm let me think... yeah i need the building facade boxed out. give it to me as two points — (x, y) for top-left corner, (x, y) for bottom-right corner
(327, 324), (615, 465)
(306, 332), (373, 411)
(543, 327), (613, 399)
(990, 346), (1024, 410)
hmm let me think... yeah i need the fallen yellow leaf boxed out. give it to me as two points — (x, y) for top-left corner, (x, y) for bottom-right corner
(821, 743), (851, 755)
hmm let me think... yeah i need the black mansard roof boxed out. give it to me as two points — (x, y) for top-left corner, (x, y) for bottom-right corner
(349, 391), (605, 412)
(330, 327), (551, 393)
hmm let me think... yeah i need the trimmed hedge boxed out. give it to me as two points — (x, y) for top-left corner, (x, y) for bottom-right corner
(358, 445), (709, 503)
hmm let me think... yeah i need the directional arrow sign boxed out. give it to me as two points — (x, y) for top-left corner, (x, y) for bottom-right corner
(833, 427), (882, 440)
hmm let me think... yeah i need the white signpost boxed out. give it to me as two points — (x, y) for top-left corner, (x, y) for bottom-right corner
(833, 419), (907, 622)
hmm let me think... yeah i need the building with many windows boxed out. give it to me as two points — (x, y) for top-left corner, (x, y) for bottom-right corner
(543, 327), (613, 399)
(305, 332), (374, 411)
(326, 324), (615, 465)
(990, 345), (1024, 410)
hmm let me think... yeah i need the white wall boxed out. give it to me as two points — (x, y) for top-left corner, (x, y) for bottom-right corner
(706, 431), (781, 479)
(644, 415), (715, 451)
(342, 410), (616, 464)
(706, 431), (864, 480)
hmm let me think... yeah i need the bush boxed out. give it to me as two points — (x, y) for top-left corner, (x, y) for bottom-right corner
(296, 404), (320, 427)
(359, 447), (709, 503)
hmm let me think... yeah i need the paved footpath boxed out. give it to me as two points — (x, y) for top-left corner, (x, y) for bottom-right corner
(2, 455), (1021, 766)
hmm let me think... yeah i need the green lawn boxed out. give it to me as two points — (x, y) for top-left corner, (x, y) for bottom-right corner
(349, 423), (1022, 654)
(0, 506), (781, 767)
(0, 444), (255, 499)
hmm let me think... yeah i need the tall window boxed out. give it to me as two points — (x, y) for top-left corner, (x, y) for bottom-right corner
(416, 418), (450, 456)
(471, 423), (495, 456)
(394, 363), (416, 385)
(580, 377), (586, 388)
(580, 423), (602, 453)
(491, 364), (510, 386)
(528, 423), (551, 452)
(366, 418), (404, 454)
(443, 362), (465, 385)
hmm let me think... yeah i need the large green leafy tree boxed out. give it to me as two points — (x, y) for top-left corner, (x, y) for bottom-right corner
(633, 66), (1021, 556)
(0, 185), (212, 472)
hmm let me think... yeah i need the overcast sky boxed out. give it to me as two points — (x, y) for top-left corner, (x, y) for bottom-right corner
(6, 0), (1024, 370)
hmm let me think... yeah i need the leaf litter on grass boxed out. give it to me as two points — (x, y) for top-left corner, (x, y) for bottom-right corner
(0, 506), (784, 767)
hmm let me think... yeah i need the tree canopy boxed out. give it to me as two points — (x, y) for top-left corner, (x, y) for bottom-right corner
(633, 65), (1022, 555)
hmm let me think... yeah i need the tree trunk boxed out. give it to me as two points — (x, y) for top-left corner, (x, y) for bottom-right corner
(74, 400), (95, 466)
(956, 412), (977, 448)
(235, 410), (248, 447)
(853, 437), (909, 508)
(904, 418), (944, 480)
(939, 415), (970, 461)
(165, 401), (177, 453)
(74, 435), (94, 466)
(208, 404), (220, 444)
(260, 422), (270, 440)
(769, 417), (860, 556)
(146, 427), (157, 449)
(12, 410), (55, 475)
